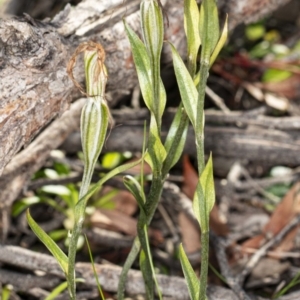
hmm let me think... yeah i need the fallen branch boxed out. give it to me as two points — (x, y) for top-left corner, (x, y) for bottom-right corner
(62, 108), (300, 167)
(0, 244), (240, 300)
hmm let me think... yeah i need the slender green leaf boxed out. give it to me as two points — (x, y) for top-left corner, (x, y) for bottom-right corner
(179, 244), (200, 299)
(123, 175), (146, 212)
(45, 279), (85, 300)
(45, 282), (69, 300)
(201, 154), (215, 217)
(26, 209), (68, 275)
(125, 20), (166, 122)
(199, 0), (220, 62)
(194, 12), (227, 87)
(184, 0), (201, 76)
(209, 263), (227, 284)
(141, 0), (164, 63)
(141, 0), (165, 126)
(146, 116), (166, 171)
(192, 180), (204, 228)
(151, 130), (167, 166)
(275, 270), (300, 298)
(163, 105), (189, 173)
(169, 43), (198, 127)
(85, 235), (105, 300)
(193, 154), (215, 232)
(210, 14), (228, 66)
(124, 21), (153, 112)
(78, 155), (146, 214)
(159, 77), (167, 119)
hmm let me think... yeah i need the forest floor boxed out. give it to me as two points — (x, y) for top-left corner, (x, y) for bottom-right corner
(1, 0), (300, 299)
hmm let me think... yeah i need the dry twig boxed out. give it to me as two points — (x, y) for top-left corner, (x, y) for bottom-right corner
(211, 232), (251, 300)
(238, 215), (300, 285)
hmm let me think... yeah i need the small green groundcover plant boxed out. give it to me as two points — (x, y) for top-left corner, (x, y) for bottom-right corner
(26, 0), (227, 299)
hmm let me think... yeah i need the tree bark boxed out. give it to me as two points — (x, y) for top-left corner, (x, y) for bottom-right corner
(222, 0), (292, 30)
(0, 99), (85, 240)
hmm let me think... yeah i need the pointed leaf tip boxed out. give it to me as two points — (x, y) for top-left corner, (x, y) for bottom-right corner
(26, 209), (68, 275)
(192, 154), (216, 232)
(179, 244), (200, 299)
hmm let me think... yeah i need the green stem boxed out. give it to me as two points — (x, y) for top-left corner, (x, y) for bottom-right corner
(143, 225), (162, 300)
(139, 177), (164, 297)
(117, 146), (164, 299)
(79, 167), (93, 199)
(117, 237), (141, 300)
(118, 175), (163, 299)
(196, 62), (210, 300)
(144, 175), (163, 223)
(151, 60), (161, 133)
(67, 221), (83, 300)
(200, 231), (209, 300)
(118, 110), (189, 297)
(195, 62), (209, 174)
(138, 174), (163, 299)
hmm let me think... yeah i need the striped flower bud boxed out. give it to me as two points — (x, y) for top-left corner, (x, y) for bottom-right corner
(80, 44), (110, 198)
(140, 0), (164, 65)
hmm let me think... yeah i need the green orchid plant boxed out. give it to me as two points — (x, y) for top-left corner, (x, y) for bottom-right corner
(27, 42), (144, 299)
(118, 0), (227, 299)
(26, 0), (227, 299)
